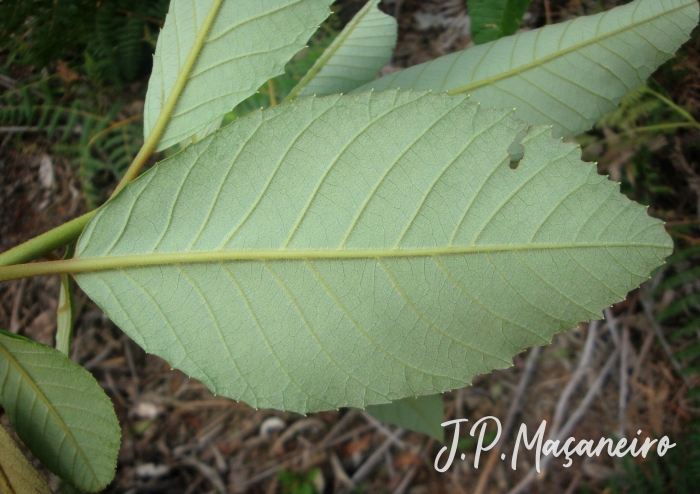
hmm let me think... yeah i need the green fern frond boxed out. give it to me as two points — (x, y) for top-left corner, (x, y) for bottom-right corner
(0, 0), (169, 84)
(599, 86), (665, 129)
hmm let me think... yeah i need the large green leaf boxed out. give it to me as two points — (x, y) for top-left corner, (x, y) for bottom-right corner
(74, 91), (671, 414)
(0, 423), (52, 494)
(468, 0), (532, 45)
(355, 0), (698, 137)
(145, 0), (332, 150)
(0, 330), (120, 492)
(366, 394), (444, 442)
(287, 0), (397, 100)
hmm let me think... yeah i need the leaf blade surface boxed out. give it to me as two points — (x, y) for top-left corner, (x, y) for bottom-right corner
(76, 91), (672, 414)
(145, 0), (332, 150)
(0, 330), (120, 492)
(290, 0), (397, 99)
(355, 0), (699, 137)
(0, 423), (52, 494)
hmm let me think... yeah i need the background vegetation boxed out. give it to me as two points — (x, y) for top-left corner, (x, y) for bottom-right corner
(1, 0), (699, 492)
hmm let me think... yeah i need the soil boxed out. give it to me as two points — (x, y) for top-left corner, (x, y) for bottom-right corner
(1, 1), (699, 493)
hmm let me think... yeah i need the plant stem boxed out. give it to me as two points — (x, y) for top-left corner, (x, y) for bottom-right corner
(114, 0), (225, 195)
(633, 121), (700, 133)
(0, 212), (94, 267)
(0, 0), (226, 268)
(643, 86), (698, 124)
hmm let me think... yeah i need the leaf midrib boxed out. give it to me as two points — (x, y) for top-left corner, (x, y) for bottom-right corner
(446, 0), (695, 96)
(0, 242), (666, 282)
(0, 339), (99, 487)
(147, 0), (225, 145)
(285, 0), (386, 101)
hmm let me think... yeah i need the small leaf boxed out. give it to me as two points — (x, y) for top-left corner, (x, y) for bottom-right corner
(366, 394), (444, 442)
(0, 423), (52, 494)
(468, 0), (532, 44)
(288, 0), (397, 100)
(145, 0), (333, 150)
(355, 0), (699, 137)
(75, 91), (671, 414)
(0, 330), (120, 492)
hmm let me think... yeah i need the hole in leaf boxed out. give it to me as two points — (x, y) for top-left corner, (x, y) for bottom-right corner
(507, 128), (528, 169)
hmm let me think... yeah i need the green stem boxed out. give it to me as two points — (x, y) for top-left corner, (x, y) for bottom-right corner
(632, 121), (700, 133)
(113, 0), (225, 195)
(0, 212), (94, 267)
(643, 87), (698, 125)
(0, 0), (225, 268)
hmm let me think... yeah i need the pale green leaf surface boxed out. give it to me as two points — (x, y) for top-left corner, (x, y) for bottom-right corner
(291, 0), (397, 99)
(75, 91), (671, 414)
(366, 394), (444, 442)
(355, 0), (699, 137)
(0, 330), (120, 492)
(0, 423), (52, 494)
(55, 273), (73, 355)
(145, 0), (332, 150)
(468, 0), (532, 44)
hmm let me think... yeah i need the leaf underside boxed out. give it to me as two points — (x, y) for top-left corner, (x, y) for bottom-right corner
(295, 0), (397, 98)
(0, 330), (120, 492)
(76, 90), (671, 414)
(0, 423), (52, 494)
(366, 394), (445, 442)
(145, 0), (332, 150)
(355, 0), (699, 138)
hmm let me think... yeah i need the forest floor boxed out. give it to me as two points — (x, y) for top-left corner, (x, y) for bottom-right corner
(1, 1), (700, 493)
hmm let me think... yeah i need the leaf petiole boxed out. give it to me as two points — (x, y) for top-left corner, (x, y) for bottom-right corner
(0, 0), (227, 269)
(0, 211), (94, 267)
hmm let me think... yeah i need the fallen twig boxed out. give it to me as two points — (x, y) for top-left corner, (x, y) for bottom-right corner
(271, 418), (325, 454)
(507, 347), (619, 494)
(618, 326), (630, 437)
(604, 307), (620, 347)
(473, 346), (542, 494)
(321, 410), (358, 447)
(393, 438), (435, 494)
(9, 278), (27, 333)
(362, 411), (406, 448)
(179, 457), (227, 494)
(549, 321), (599, 437)
(351, 428), (406, 486)
(641, 287), (691, 388)
(330, 452), (355, 490)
